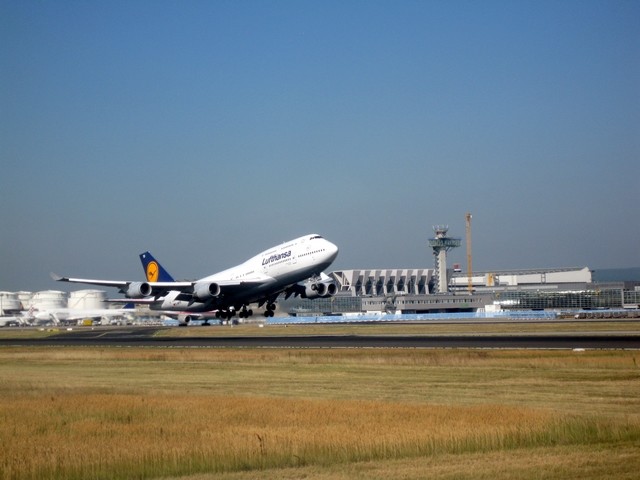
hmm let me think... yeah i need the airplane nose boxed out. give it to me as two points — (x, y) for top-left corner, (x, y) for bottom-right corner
(327, 241), (339, 262)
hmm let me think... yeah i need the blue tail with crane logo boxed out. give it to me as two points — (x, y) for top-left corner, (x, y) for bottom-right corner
(139, 251), (175, 282)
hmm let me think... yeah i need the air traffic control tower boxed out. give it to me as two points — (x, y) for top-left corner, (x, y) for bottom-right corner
(429, 226), (461, 293)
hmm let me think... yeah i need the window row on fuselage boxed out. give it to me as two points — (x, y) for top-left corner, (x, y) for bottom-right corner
(299, 248), (328, 258)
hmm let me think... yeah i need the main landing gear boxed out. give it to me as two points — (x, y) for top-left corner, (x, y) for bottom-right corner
(201, 302), (277, 324)
(213, 306), (254, 323)
(263, 303), (276, 317)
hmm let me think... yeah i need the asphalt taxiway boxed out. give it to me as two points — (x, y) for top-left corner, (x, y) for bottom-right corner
(0, 326), (638, 349)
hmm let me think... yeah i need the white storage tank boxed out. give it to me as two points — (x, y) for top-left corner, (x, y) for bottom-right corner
(0, 292), (22, 314)
(31, 290), (68, 310)
(68, 290), (107, 310)
(17, 291), (33, 310)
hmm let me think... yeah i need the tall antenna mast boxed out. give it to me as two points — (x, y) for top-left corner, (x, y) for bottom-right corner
(465, 212), (473, 293)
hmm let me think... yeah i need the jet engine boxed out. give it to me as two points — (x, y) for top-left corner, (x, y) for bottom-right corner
(325, 282), (338, 296)
(124, 282), (152, 298)
(193, 282), (221, 301)
(306, 282), (327, 298)
(302, 281), (337, 299)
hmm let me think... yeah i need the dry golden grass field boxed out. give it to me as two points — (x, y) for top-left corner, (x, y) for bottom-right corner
(0, 324), (639, 479)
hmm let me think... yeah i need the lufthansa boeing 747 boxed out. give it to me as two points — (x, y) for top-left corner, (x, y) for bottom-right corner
(53, 234), (338, 324)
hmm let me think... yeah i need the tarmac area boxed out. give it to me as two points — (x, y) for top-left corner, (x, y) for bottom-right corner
(1, 320), (639, 349)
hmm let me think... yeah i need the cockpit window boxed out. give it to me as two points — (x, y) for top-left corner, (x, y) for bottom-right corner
(310, 235), (323, 240)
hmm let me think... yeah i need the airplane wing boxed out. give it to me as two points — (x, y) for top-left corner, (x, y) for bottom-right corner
(50, 272), (271, 300)
(51, 273), (193, 296)
(51, 272), (129, 289)
(56, 309), (135, 322)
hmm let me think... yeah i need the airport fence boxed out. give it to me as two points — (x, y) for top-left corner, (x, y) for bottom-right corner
(267, 310), (558, 325)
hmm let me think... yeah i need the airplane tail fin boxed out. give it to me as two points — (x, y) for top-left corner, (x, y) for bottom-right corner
(139, 251), (175, 282)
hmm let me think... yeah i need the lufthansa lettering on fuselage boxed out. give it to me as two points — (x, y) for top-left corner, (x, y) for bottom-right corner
(262, 250), (292, 266)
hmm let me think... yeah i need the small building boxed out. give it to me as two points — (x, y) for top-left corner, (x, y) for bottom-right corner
(449, 266), (592, 291)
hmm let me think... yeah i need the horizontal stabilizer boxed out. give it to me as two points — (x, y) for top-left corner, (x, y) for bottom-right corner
(107, 298), (156, 304)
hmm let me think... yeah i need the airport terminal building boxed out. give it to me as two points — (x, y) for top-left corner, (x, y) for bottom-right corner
(282, 266), (640, 316)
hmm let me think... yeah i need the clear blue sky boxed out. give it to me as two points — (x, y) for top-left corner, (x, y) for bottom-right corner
(1, 0), (639, 291)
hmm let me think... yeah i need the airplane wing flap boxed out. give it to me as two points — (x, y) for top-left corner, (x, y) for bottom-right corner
(148, 281), (193, 290)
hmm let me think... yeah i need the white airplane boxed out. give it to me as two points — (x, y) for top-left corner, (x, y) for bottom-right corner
(22, 304), (136, 326)
(53, 234), (339, 324)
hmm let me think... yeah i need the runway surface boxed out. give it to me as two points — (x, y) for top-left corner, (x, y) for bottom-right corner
(0, 326), (639, 349)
